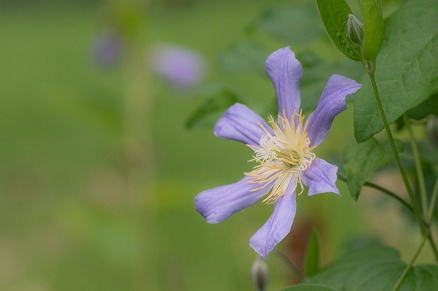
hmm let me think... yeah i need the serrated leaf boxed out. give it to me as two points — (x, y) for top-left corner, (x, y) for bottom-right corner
(305, 244), (438, 290)
(217, 41), (267, 76)
(304, 230), (320, 277)
(361, 0), (384, 64)
(186, 85), (243, 129)
(281, 284), (336, 291)
(343, 138), (402, 200)
(354, 0), (438, 142)
(317, 0), (361, 61)
(255, 3), (325, 44)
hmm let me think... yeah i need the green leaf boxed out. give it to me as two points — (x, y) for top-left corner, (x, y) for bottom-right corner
(217, 41), (267, 76)
(316, 0), (361, 60)
(361, 0), (384, 64)
(407, 93), (438, 120)
(304, 230), (320, 277)
(354, 0), (438, 142)
(255, 3), (325, 44)
(306, 244), (438, 290)
(343, 138), (402, 200)
(281, 284), (336, 291)
(185, 84), (243, 129)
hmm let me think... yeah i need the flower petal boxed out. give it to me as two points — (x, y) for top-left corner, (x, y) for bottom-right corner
(306, 74), (361, 147)
(301, 158), (339, 196)
(214, 103), (271, 146)
(249, 184), (297, 259)
(195, 177), (265, 224)
(265, 47), (303, 119)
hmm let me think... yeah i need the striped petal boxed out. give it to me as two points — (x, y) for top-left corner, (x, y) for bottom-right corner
(265, 47), (303, 120)
(214, 103), (271, 146)
(301, 158), (339, 196)
(195, 177), (265, 224)
(306, 74), (361, 147)
(249, 183), (297, 259)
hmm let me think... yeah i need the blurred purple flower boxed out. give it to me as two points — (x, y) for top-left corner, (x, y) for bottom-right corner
(91, 30), (123, 67)
(150, 45), (206, 89)
(195, 47), (361, 258)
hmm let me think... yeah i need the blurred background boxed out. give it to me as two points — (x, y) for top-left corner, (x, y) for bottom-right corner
(0, 0), (432, 290)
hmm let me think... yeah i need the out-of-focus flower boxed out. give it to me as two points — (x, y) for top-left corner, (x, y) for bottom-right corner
(195, 47), (361, 258)
(91, 29), (124, 67)
(149, 44), (206, 90)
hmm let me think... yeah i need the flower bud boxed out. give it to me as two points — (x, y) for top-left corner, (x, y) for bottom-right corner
(427, 115), (438, 148)
(251, 255), (269, 291)
(347, 14), (364, 44)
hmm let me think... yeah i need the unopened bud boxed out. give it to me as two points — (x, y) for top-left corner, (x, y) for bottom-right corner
(251, 255), (269, 291)
(427, 115), (438, 148)
(347, 14), (364, 44)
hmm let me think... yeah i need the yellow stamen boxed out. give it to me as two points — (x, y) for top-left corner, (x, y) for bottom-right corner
(246, 110), (315, 203)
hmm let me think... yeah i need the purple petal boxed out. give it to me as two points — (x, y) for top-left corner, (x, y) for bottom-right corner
(301, 158), (339, 196)
(214, 103), (272, 146)
(306, 74), (361, 147)
(249, 185), (297, 259)
(195, 177), (265, 224)
(265, 47), (303, 120)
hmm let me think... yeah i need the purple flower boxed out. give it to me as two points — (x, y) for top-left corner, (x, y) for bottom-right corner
(194, 47), (361, 259)
(91, 30), (124, 67)
(150, 45), (206, 90)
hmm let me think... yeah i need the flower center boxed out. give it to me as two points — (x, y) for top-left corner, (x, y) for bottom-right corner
(246, 111), (315, 204)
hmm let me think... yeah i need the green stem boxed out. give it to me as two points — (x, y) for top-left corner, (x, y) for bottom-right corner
(391, 237), (427, 291)
(337, 174), (413, 213)
(426, 178), (438, 222)
(367, 72), (425, 235)
(404, 115), (428, 216)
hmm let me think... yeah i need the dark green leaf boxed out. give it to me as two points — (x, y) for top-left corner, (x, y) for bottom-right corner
(306, 244), (438, 290)
(217, 41), (267, 76)
(354, 0), (438, 142)
(304, 230), (320, 277)
(316, 0), (361, 60)
(281, 284), (336, 291)
(407, 93), (438, 120)
(343, 138), (402, 200)
(186, 84), (243, 129)
(361, 0), (384, 64)
(255, 3), (325, 44)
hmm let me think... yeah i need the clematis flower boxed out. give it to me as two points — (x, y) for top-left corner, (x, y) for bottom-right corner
(194, 47), (361, 259)
(149, 44), (206, 90)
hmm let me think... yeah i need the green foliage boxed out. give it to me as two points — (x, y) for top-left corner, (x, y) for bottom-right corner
(304, 230), (320, 277)
(407, 93), (438, 120)
(254, 3), (324, 44)
(281, 285), (335, 291)
(217, 41), (267, 76)
(284, 245), (438, 291)
(361, 0), (384, 65)
(316, 0), (361, 60)
(343, 138), (402, 200)
(354, 0), (438, 142)
(186, 84), (244, 129)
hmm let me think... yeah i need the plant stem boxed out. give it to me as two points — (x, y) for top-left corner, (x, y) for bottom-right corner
(337, 174), (413, 213)
(426, 178), (438, 222)
(367, 72), (425, 235)
(391, 237), (427, 291)
(404, 115), (428, 217)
